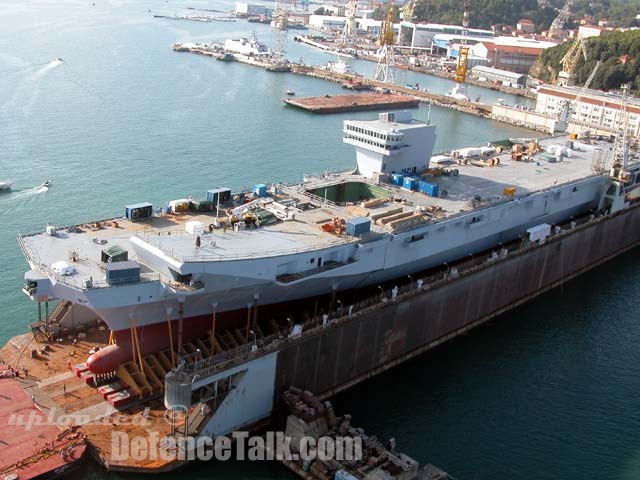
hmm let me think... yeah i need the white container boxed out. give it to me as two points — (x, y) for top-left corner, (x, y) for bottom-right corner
(185, 220), (205, 235)
(527, 223), (551, 242)
(51, 261), (75, 276)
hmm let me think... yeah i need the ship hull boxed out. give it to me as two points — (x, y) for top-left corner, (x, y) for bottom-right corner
(90, 175), (606, 333)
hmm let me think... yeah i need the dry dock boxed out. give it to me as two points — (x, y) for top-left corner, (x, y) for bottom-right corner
(283, 93), (419, 114)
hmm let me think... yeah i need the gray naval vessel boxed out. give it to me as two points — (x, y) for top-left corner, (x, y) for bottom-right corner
(17, 109), (640, 446)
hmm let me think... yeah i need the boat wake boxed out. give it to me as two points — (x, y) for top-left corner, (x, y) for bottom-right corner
(0, 181), (51, 212)
(34, 58), (64, 78)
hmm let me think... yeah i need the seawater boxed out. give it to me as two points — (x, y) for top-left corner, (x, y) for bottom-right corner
(1, 1), (639, 479)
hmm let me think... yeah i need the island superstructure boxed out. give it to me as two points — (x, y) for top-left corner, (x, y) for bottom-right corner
(18, 111), (639, 376)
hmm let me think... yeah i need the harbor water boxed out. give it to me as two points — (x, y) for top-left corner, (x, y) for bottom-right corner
(0, 1), (639, 479)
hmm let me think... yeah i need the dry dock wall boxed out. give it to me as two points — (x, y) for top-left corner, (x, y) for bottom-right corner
(274, 205), (640, 397)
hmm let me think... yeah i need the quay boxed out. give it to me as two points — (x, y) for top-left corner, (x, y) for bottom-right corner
(283, 93), (420, 114)
(172, 43), (493, 118)
(292, 35), (534, 100)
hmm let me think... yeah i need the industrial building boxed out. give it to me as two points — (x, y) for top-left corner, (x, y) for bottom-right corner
(470, 37), (557, 73)
(471, 65), (527, 87)
(535, 85), (640, 138)
(308, 14), (347, 30)
(398, 22), (493, 49)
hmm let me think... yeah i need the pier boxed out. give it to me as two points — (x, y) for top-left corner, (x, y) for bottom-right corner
(172, 43), (496, 119)
(283, 93), (420, 114)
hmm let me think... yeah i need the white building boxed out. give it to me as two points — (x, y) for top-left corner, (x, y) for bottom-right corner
(343, 111), (437, 177)
(320, 4), (345, 16)
(235, 2), (266, 16)
(308, 14), (347, 29)
(398, 22), (494, 49)
(536, 85), (640, 138)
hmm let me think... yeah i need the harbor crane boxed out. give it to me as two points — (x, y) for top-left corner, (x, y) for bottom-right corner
(374, 1), (396, 83)
(598, 84), (634, 213)
(558, 60), (601, 132)
(271, 0), (293, 63)
(401, 0), (415, 23)
(449, 4), (470, 101)
(558, 37), (588, 86)
(609, 84), (632, 182)
(339, 0), (358, 46)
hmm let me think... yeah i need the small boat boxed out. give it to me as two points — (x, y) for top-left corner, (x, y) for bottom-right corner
(217, 53), (234, 61)
(286, 90), (295, 96)
(0, 180), (12, 191)
(39, 180), (51, 189)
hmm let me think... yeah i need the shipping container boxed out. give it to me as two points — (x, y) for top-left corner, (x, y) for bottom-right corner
(105, 261), (141, 285)
(417, 180), (439, 197)
(207, 188), (232, 204)
(402, 176), (418, 191)
(253, 184), (267, 198)
(125, 202), (153, 222)
(101, 245), (128, 263)
(346, 217), (371, 236)
(390, 173), (405, 186)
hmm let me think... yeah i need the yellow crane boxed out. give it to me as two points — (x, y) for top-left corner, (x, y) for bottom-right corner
(558, 37), (588, 86)
(454, 4), (470, 84)
(401, 0), (415, 23)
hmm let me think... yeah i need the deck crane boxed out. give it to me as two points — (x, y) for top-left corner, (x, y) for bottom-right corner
(374, 1), (396, 83)
(449, 4), (470, 101)
(558, 37), (588, 86)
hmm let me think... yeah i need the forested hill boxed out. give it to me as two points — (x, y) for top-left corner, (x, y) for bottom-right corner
(410, 0), (560, 31)
(530, 30), (640, 93)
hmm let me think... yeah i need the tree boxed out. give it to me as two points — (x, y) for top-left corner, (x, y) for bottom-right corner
(314, 6), (327, 15)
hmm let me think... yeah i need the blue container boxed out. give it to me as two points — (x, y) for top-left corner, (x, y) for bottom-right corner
(390, 173), (405, 186)
(346, 217), (371, 236)
(417, 180), (439, 197)
(402, 176), (418, 191)
(253, 184), (267, 198)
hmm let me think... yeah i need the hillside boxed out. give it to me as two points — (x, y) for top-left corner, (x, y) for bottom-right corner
(530, 30), (640, 93)
(410, 0), (561, 31)
(569, 0), (640, 29)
